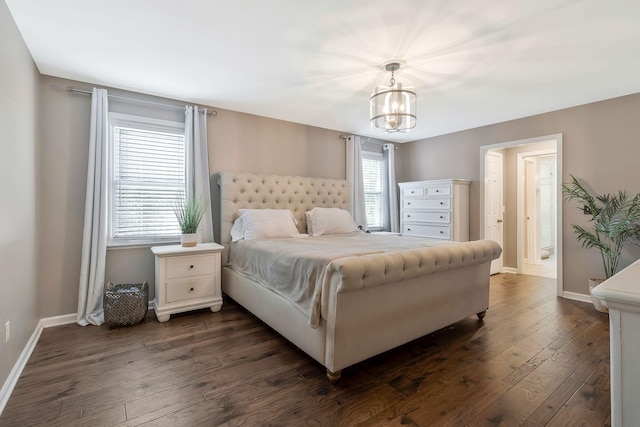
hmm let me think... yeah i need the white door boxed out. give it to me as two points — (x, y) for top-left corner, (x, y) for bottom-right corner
(525, 158), (541, 265)
(485, 150), (504, 274)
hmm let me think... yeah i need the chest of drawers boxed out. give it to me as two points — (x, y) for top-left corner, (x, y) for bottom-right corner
(399, 179), (470, 241)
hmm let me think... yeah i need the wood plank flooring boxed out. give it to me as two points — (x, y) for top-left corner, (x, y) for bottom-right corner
(1, 274), (611, 426)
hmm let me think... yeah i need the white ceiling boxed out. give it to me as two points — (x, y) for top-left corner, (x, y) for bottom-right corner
(6, 0), (640, 142)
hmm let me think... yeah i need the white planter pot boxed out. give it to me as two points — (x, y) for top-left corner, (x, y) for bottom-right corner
(180, 233), (197, 247)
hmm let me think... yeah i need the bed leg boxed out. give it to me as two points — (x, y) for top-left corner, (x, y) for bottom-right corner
(326, 369), (342, 383)
(477, 310), (487, 320)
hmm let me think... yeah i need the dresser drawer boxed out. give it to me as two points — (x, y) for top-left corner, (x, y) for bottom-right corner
(166, 254), (217, 279)
(404, 198), (451, 210)
(404, 211), (450, 223)
(402, 187), (424, 197)
(403, 224), (451, 239)
(425, 185), (451, 196)
(165, 277), (215, 303)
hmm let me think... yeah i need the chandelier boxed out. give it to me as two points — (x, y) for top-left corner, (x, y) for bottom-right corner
(370, 62), (417, 133)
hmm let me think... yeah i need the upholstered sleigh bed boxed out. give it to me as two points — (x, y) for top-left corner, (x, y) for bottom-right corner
(217, 171), (501, 381)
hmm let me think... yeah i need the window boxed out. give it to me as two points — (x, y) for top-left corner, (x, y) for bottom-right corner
(108, 113), (186, 246)
(362, 151), (384, 230)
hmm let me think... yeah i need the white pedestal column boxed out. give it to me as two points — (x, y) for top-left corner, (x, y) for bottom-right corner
(592, 260), (640, 427)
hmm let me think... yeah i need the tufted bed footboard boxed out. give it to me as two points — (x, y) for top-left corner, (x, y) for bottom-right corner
(216, 171), (501, 381)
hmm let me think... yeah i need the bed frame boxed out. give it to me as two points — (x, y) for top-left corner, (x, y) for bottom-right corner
(216, 171), (501, 381)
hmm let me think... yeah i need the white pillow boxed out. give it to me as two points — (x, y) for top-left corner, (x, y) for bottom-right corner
(306, 207), (358, 236)
(230, 209), (301, 242)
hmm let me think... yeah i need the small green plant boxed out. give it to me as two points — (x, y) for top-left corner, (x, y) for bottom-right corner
(562, 175), (640, 278)
(172, 194), (207, 234)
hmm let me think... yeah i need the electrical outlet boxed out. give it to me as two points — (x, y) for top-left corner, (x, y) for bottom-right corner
(5, 321), (9, 343)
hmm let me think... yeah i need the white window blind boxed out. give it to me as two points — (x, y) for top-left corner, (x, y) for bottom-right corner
(109, 113), (186, 245)
(362, 152), (384, 229)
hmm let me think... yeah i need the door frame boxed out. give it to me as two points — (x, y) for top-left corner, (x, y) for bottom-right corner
(479, 133), (563, 297)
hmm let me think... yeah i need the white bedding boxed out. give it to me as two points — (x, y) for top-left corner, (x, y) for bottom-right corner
(228, 232), (472, 328)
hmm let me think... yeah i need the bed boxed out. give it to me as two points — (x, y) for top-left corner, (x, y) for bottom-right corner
(216, 171), (502, 381)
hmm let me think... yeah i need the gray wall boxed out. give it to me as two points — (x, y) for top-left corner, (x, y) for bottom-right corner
(0, 0), (40, 391)
(37, 77), (346, 317)
(397, 93), (640, 294)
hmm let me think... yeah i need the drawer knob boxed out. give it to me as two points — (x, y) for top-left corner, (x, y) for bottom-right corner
(440, 231), (444, 234)
(436, 189), (439, 192)
(407, 202), (411, 205)
(440, 216), (444, 219)
(407, 215), (411, 218)
(190, 287), (194, 292)
(407, 228), (411, 231)
(411, 191), (414, 194)
(189, 265), (194, 269)
(440, 202), (444, 205)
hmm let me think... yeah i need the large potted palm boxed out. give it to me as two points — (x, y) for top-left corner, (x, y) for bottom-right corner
(562, 175), (640, 312)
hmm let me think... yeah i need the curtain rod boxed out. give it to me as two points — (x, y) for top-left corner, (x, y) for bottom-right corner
(67, 87), (217, 116)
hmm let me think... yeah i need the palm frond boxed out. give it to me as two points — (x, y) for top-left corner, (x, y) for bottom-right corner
(563, 175), (640, 278)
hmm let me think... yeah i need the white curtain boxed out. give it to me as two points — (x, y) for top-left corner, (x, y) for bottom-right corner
(185, 106), (214, 243)
(383, 143), (399, 232)
(77, 88), (109, 326)
(346, 135), (368, 230)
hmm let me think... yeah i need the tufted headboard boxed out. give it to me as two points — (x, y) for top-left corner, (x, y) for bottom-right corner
(216, 171), (351, 264)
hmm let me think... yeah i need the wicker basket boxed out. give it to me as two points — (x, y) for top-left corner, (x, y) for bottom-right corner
(103, 282), (149, 327)
(589, 278), (609, 313)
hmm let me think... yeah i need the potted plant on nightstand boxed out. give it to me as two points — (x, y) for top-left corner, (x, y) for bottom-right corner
(562, 175), (640, 312)
(172, 194), (207, 247)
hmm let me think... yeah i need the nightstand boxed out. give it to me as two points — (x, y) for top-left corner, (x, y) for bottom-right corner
(151, 242), (224, 322)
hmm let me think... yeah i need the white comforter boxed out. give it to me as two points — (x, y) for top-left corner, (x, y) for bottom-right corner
(227, 232), (499, 328)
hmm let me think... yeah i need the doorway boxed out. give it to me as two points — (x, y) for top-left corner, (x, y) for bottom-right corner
(480, 134), (563, 297)
(519, 151), (557, 279)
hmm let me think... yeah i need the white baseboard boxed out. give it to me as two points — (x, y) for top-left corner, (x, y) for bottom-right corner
(502, 267), (518, 274)
(40, 313), (77, 328)
(562, 291), (592, 304)
(0, 320), (44, 415)
(0, 312), (79, 415)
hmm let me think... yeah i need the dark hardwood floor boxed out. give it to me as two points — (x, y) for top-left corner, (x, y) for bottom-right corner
(1, 274), (611, 426)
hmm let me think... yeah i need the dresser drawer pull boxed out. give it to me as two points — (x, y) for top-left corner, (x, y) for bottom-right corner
(407, 228), (411, 231)
(440, 216), (444, 219)
(440, 202), (444, 205)
(440, 231), (444, 234)
(436, 189), (439, 192)
(407, 202), (411, 205)
(189, 265), (194, 269)
(407, 214), (411, 218)
(190, 287), (194, 292)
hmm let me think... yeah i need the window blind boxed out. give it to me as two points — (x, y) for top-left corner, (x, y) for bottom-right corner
(110, 114), (186, 244)
(362, 153), (384, 229)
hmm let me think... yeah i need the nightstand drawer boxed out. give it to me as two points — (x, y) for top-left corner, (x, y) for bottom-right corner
(166, 277), (215, 303)
(166, 254), (216, 279)
(404, 198), (451, 210)
(403, 224), (451, 239)
(404, 211), (450, 223)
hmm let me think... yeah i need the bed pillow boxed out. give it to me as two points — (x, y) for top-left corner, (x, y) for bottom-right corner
(306, 207), (358, 236)
(230, 209), (301, 242)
